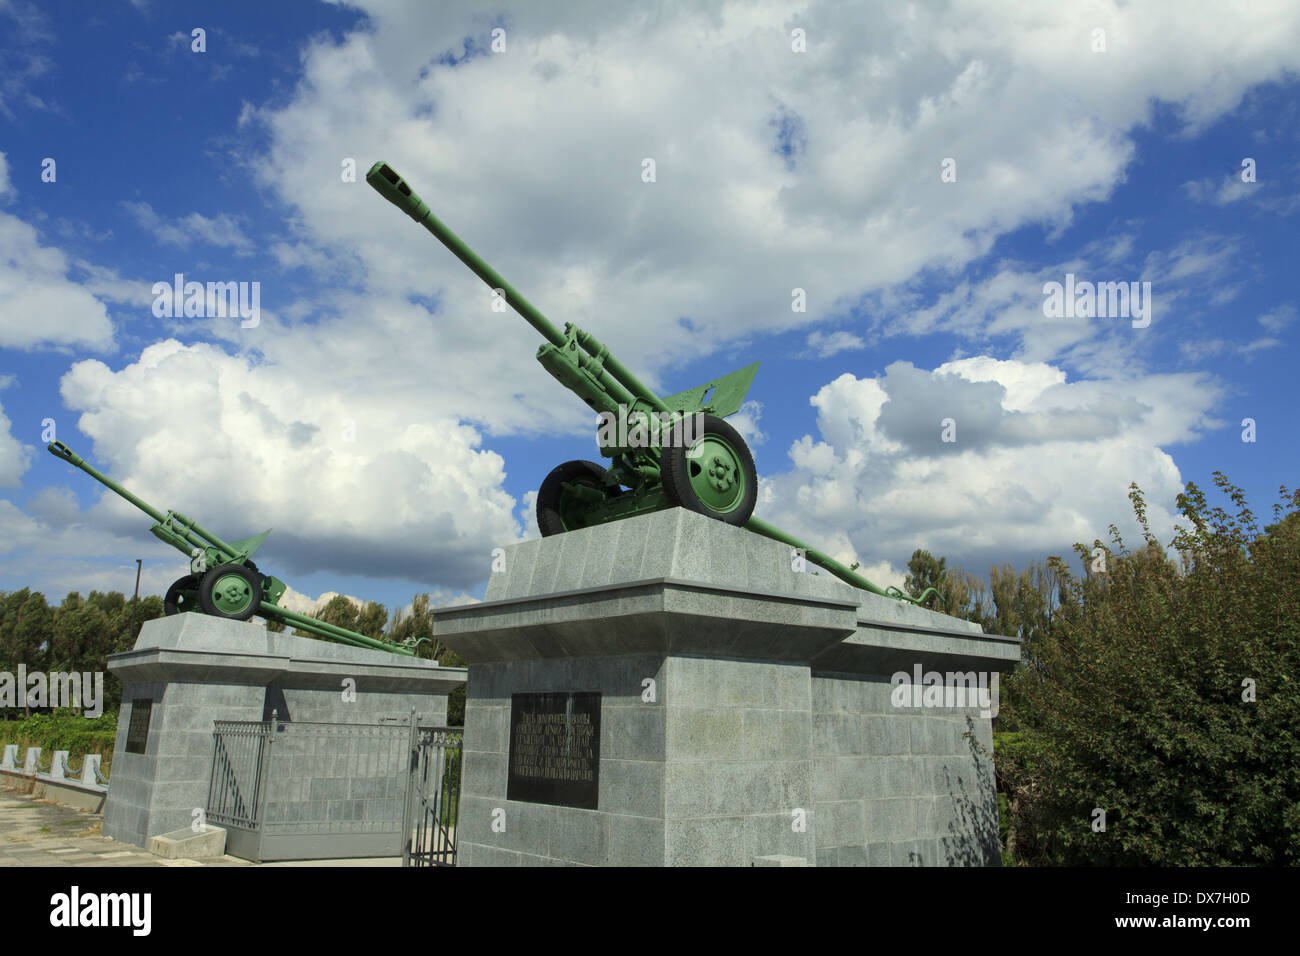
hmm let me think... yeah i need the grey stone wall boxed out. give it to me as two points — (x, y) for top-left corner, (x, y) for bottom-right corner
(811, 672), (999, 866)
(459, 654), (663, 867)
(458, 654), (817, 866)
(104, 680), (263, 845)
(102, 613), (465, 849)
(438, 507), (1019, 867)
(269, 688), (447, 726)
(660, 656), (813, 866)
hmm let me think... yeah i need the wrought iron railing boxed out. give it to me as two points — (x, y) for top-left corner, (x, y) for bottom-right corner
(403, 726), (463, 867)
(207, 717), (273, 829)
(206, 712), (462, 863)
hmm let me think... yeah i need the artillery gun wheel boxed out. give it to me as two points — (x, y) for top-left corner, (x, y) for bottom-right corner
(537, 460), (615, 536)
(163, 574), (200, 615)
(662, 414), (757, 526)
(198, 563), (262, 621)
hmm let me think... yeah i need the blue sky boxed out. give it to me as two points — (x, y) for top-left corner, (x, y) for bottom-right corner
(0, 0), (1296, 620)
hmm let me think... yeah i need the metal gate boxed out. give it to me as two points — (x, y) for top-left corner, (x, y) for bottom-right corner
(207, 712), (461, 863)
(402, 725), (463, 867)
(207, 717), (271, 832)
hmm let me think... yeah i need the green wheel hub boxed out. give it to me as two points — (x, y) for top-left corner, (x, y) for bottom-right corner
(209, 571), (256, 616)
(661, 413), (757, 527)
(686, 435), (746, 513)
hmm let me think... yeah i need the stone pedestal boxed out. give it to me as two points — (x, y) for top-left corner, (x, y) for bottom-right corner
(435, 508), (1019, 867)
(102, 614), (466, 848)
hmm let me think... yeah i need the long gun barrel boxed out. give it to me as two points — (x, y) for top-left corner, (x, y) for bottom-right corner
(367, 161), (668, 416)
(47, 441), (425, 654)
(367, 162), (942, 609)
(743, 516), (939, 604)
(50, 441), (250, 564)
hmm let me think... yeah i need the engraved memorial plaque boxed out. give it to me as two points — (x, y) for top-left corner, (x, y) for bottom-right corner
(507, 691), (601, 809)
(125, 699), (153, 754)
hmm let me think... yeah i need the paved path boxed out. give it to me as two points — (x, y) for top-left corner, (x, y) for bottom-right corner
(0, 789), (397, 866)
(0, 789), (249, 866)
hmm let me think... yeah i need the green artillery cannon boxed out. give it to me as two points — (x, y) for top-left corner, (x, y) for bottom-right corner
(368, 162), (939, 606)
(46, 441), (423, 654)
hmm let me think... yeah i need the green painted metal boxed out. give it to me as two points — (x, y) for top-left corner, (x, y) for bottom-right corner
(208, 567), (258, 617)
(46, 441), (422, 654)
(744, 516), (941, 606)
(658, 362), (760, 419)
(367, 160), (746, 520)
(259, 603), (414, 655)
(367, 161), (941, 607)
(686, 432), (748, 514)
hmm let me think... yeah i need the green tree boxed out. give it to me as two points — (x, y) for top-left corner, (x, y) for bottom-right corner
(904, 548), (987, 622)
(390, 593), (440, 658)
(51, 592), (109, 676)
(904, 548), (946, 599)
(998, 477), (1300, 865)
(356, 601), (388, 640)
(0, 589), (31, 669)
(118, 594), (164, 653)
(312, 594), (362, 634)
(293, 594), (390, 644)
(390, 592), (464, 724)
(979, 560), (1060, 734)
(0, 590), (54, 716)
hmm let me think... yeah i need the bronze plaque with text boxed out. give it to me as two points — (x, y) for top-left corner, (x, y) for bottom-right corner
(506, 691), (601, 809)
(125, 699), (152, 754)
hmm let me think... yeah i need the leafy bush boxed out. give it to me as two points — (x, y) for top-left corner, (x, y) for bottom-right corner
(998, 476), (1299, 865)
(0, 709), (118, 775)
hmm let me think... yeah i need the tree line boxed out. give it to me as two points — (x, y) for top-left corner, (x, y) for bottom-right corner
(905, 474), (1298, 866)
(0, 588), (465, 724)
(4, 471), (1293, 864)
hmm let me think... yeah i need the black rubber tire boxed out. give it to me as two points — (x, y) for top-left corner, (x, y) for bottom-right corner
(163, 574), (200, 616)
(198, 563), (262, 621)
(661, 414), (757, 526)
(537, 460), (611, 536)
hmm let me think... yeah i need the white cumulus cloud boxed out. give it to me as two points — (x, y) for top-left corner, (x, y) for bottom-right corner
(0, 152), (116, 351)
(0, 391), (31, 487)
(761, 358), (1225, 581)
(54, 339), (522, 591)
(237, 0), (1300, 405)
